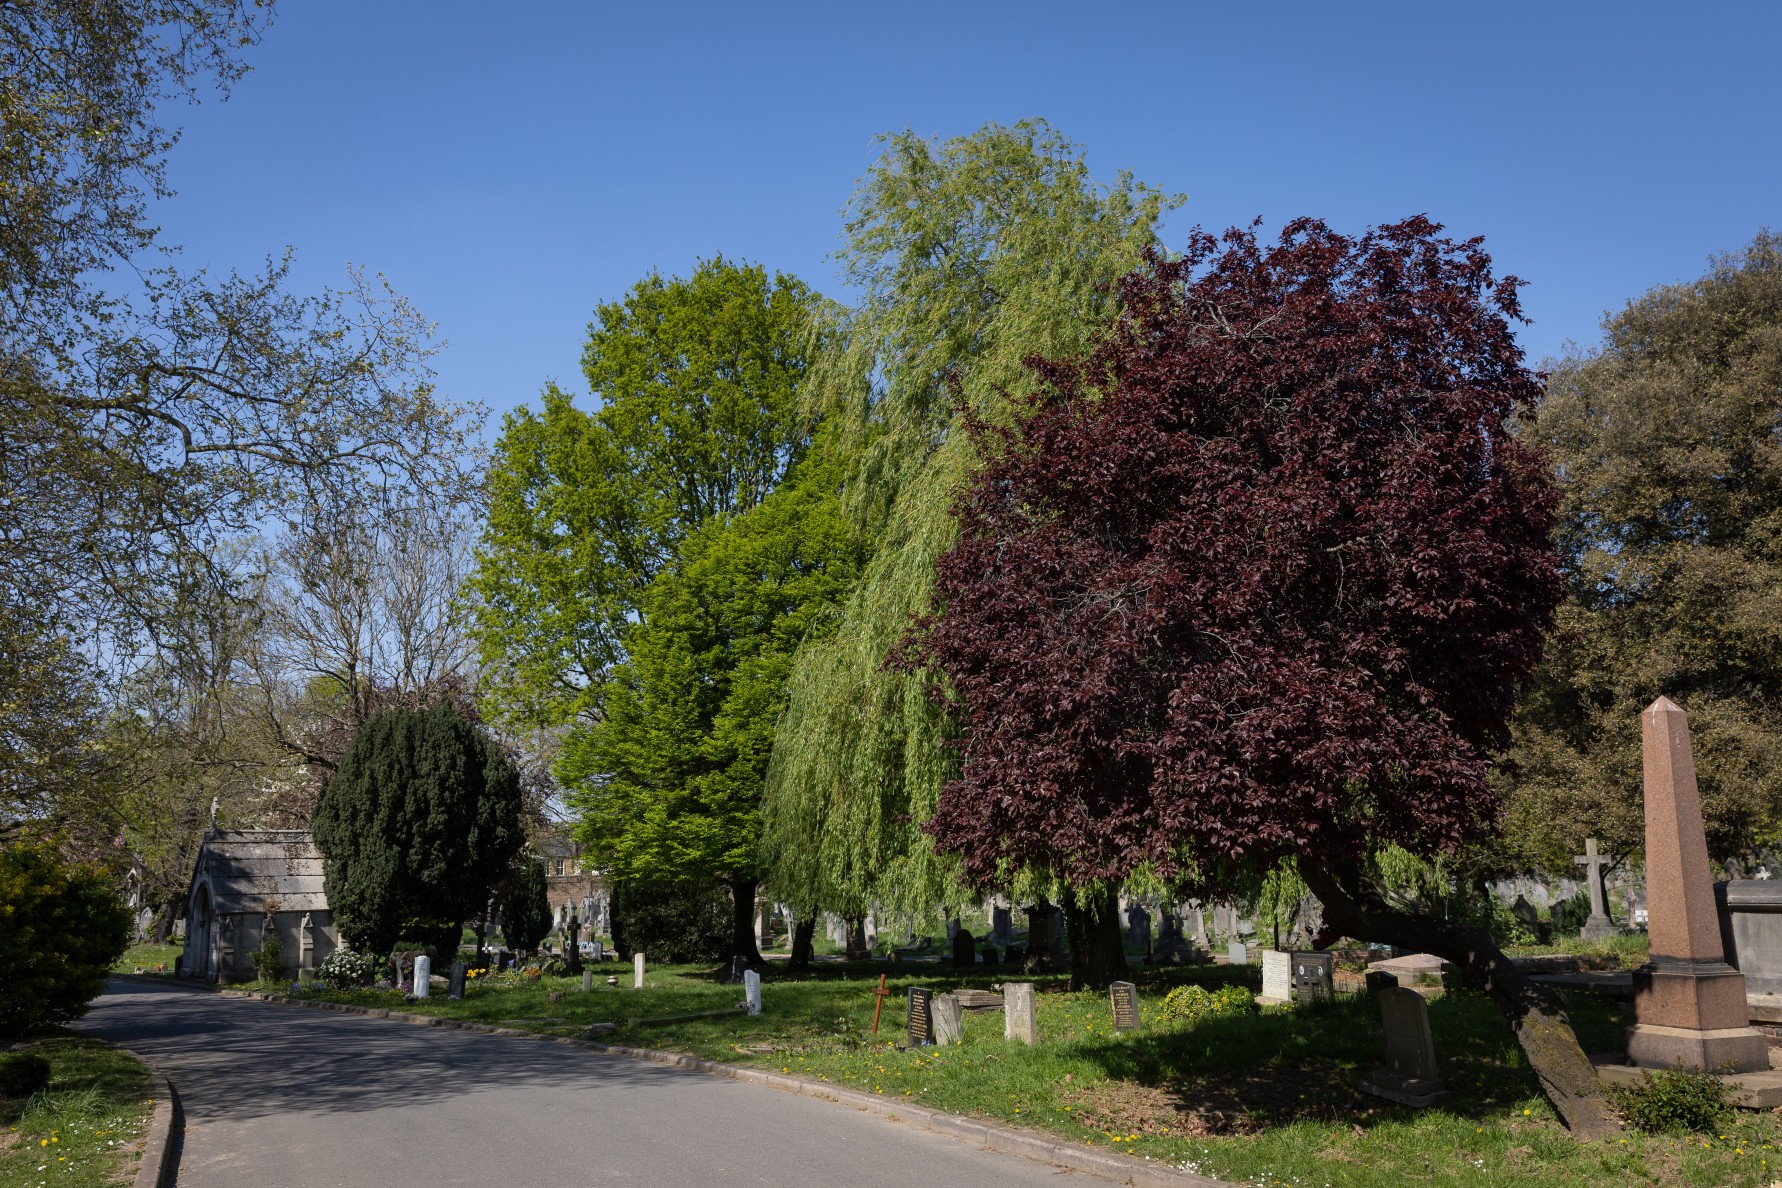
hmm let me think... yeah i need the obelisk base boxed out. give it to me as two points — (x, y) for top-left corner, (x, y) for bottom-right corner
(1628, 962), (1769, 1073)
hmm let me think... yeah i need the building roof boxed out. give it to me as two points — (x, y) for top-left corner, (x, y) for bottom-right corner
(188, 829), (329, 915)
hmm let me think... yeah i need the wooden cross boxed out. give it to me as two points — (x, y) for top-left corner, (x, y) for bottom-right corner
(870, 973), (892, 1035)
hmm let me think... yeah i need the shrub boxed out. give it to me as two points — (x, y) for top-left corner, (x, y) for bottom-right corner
(497, 858), (551, 952)
(0, 1051), (51, 1098)
(251, 932), (285, 983)
(609, 880), (730, 964)
(1549, 888), (1593, 937)
(0, 842), (132, 1038)
(1613, 1064), (1734, 1134)
(1158, 982), (1256, 1027)
(316, 950), (380, 989)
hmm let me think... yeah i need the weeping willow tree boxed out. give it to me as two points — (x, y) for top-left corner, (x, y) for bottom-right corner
(759, 121), (1180, 925)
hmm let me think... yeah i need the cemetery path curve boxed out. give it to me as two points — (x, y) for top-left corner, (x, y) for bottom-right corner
(79, 979), (1103, 1188)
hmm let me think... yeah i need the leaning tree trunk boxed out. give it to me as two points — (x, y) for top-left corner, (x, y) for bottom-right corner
(729, 877), (766, 969)
(1063, 884), (1129, 990)
(788, 917), (817, 970)
(1299, 858), (1617, 1139)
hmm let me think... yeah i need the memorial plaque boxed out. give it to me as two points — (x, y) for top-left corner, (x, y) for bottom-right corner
(1293, 951), (1334, 1005)
(907, 986), (935, 1047)
(1108, 980), (1139, 1031)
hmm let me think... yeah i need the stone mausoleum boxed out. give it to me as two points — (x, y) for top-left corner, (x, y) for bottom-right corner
(180, 828), (338, 983)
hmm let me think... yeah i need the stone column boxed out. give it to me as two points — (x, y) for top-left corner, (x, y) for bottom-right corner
(1626, 697), (1768, 1072)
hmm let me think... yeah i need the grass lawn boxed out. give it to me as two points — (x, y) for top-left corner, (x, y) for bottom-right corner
(112, 942), (182, 975)
(273, 955), (1782, 1187)
(0, 1037), (152, 1188)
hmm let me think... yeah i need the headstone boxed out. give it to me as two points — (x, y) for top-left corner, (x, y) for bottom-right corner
(1004, 981), (1037, 1044)
(413, 953), (431, 998)
(1227, 940), (1248, 966)
(447, 960), (467, 999)
(1258, 949), (1292, 1005)
(1292, 951), (1333, 1005)
(730, 955), (747, 984)
(981, 945), (999, 966)
(1187, 901), (1209, 949)
(932, 992), (964, 1045)
(991, 905), (1012, 948)
(1358, 987), (1449, 1107)
(1574, 839), (1616, 941)
(581, 970), (594, 992)
(1125, 904), (1152, 953)
(952, 927), (976, 968)
(1628, 697), (1768, 1072)
(1510, 894), (1544, 942)
(743, 969), (762, 1016)
(590, 940), (604, 961)
(1108, 980), (1139, 1031)
(633, 951), (645, 989)
(1365, 969), (1399, 994)
(863, 913), (878, 951)
(1155, 902), (1186, 963)
(907, 987), (935, 1046)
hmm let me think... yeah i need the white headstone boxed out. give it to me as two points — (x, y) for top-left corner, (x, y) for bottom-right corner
(1227, 940), (1248, 965)
(413, 953), (431, 998)
(582, 970), (594, 992)
(1259, 949), (1292, 1003)
(1004, 981), (1037, 1044)
(633, 951), (645, 988)
(743, 969), (762, 1016)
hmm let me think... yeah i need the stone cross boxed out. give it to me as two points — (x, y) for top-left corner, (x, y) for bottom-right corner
(1626, 696), (1768, 1072)
(633, 951), (645, 989)
(413, 954), (431, 998)
(1573, 838), (1615, 940)
(1004, 981), (1037, 1044)
(742, 969), (761, 1016)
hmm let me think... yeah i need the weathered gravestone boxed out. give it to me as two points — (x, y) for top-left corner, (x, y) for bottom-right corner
(447, 959), (466, 1000)
(1005, 981), (1037, 1044)
(992, 905), (1013, 949)
(1510, 894), (1546, 944)
(633, 951), (645, 989)
(581, 970), (593, 992)
(1293, 952), (1334, 1005)
(1359, 987), (1449, 1107)
(1109, 980), (1140, 1031)
(1575, 838), (1617, 942)
(1227, 940), (1248, 966)
(1258, 950), (1292, 1005)
(589, 940), (604, 961)
(932, 993), (964, 1045)
(907, 987), (935, 1047)
(413, 954), (431, 998)
(1125, 904), (1152, 954)
(743, 969), (762, 1016)
(952, 927), (977, 968)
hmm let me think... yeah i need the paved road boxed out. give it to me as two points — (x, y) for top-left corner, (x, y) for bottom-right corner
(78, 980), (1094, 1187)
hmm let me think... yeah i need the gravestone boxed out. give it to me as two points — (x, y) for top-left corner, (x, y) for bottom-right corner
(1187, 901), (1209, 949)
(981, 945), (999, 966)
(413, 954), (431, 998)
(447, 960), (467, 1000)
(932, 993), (963, 1045)
(633, 951), (645, 989)
(581, 970), (593, 992)
(1258, 950), (1292, 1005)
(730, 956), (748, 984)
(907, 987), (935, 1047)
(992, 905), (1013, 948)
(1227, 940), (1248, 966)
(1125, 904), (1152, 953)
(952, 927), (976, 968)
(1510, 894), (1545, 943)
(1292, 951), (1334, 1005)
(1574, 838), (1616, 941)
(743, 969), (762, 1016)
(1108, 980), (1140, 1031)
(589, 940), (604, 961)
(863, 913), (878, 951)
(1005, 981), (1037, 1044)
(1155, 903), (1186, 963)
(1359, 987), (1449, 1106)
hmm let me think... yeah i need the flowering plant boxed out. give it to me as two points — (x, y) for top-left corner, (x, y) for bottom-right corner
(317, 950), (381, 989)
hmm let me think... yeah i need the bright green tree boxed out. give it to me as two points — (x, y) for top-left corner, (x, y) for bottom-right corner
(469, 258), (821, 729)
(0, 841), (132, 1037)
(311, 704), (524, 957)
(558, 456), (863, 965)
(760, 121), (1179, 925)
(1505, 232), (1782, 873)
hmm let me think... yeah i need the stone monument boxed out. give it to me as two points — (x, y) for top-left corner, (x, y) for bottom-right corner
(932, 993), (963, 1045)
(1574, 839), (1616, 941)
(1004, 981), (1037, 1044)
(1258, 950), (1292, 1005)
(1359, 987), (1449, 1107)
(412, 953), (431, 998)
(1626, 697), (1768, 1073)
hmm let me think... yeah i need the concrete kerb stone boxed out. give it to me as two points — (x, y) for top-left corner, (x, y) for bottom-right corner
(119, 1047), (178, 1188)
(110, 976), (1228, 1187)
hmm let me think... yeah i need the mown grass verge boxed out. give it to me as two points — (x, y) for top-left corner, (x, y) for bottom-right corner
(0, 1036), (152, 1188)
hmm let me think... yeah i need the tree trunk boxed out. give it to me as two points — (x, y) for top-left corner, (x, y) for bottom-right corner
(1299, 858), (1617, 1139)
(789, 916), (816, 970)
(564, 914), (583, 976)
(1063, 884), (1130, 990)
(150, 899), (178, 945)
(730, 877), (765, 969)
(1022, 897), (1061, 974)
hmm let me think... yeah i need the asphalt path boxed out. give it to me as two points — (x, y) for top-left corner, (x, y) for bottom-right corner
(78, 979), (1095, 1187)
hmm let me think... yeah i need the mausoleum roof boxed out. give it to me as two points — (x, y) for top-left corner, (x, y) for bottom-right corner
(188, 828), (329, 915)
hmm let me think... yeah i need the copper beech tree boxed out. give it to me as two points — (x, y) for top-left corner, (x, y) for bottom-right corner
(913, 218), (1614, 1136)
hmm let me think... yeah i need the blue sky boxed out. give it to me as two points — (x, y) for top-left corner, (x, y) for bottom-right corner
(152, 2), (1780, 436)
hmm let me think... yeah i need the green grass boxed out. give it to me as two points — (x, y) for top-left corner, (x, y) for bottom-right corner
(0, 1037), (152, 1188)
(112, 942), (182, 975)
(279, 958), (1782, 1186)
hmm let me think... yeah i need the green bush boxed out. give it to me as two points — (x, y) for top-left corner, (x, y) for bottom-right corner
(0, 1050), (51, 1097)
(0, 842), (132, 1038)
(251, 931), (285, 982)
(1158, 982), (1257, 1027)
(1549, 888), (1593, 937)
(316, 950), (379, 989)
(497, 858), (552, 952)
(1612, 1064), (1734, 1134)
(610, 880), (731, 964)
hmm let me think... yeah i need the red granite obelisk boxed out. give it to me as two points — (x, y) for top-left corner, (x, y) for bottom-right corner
(1626, 697), (1769, 1072)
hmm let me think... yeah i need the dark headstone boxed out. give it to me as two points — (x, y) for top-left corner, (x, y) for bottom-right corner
(447, 960), (467, 999)
(1108, 980), (1139, 1031)
(1365, 969), (1400, 994)
(1359, 987), (1449, 1107)
(730, 955), (747, 984)
(1292, 951), (1334, 1005)
(952, 927), (976, 968)
(1005, 945), (1025, 965)
(981, 945), (1000, 966)
(907, 987), (935, 1047)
